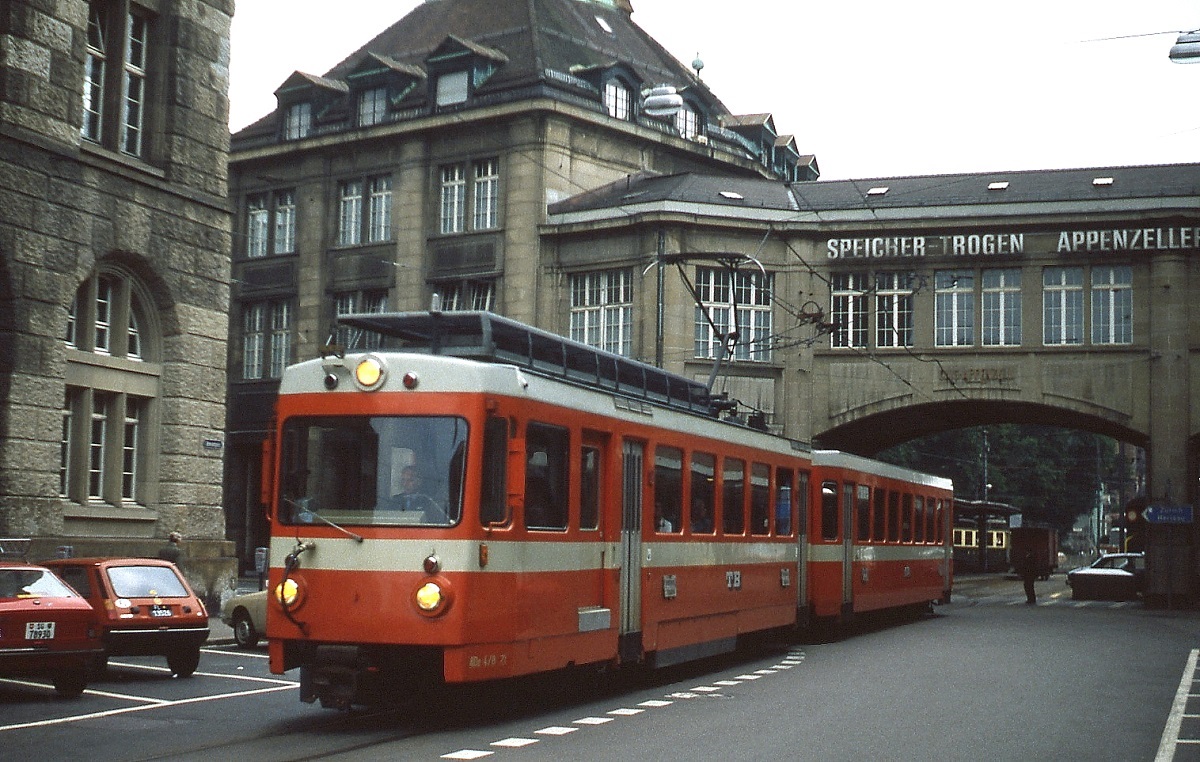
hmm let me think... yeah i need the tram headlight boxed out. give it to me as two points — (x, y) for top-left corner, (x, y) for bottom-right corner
(415, 582), (442, 611)
(274, 577), (306, 609)
(413, 577), (452, 616)
(353, 355), (387, 391)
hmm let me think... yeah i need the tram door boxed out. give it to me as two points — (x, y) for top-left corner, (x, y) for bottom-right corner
(841, 482), (854, 614)
(618, 439), (644, 662)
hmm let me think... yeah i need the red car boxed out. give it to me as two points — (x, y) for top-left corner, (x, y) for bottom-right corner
(43, 558), (209, 677)
(0, 560), (103, 697)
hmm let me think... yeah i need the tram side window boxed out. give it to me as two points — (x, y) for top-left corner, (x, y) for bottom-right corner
(872, 487), (886, 541)
(750, 463), (771, 535)
(654, 446), (683, 534)
(774, 466), (794, 536)
(690, 452), (716, 534)
(886, 490), (900, 542)
(525, 422), (568, 530)
(723, 458), (746, 534)
(480, 416), (509, 526)
(913, 496), (926, 543)
(580, 445), (600, 530)
(901, 494), (914, 543)
(855, 484), (871, 542)
(820, 480), (839, 541)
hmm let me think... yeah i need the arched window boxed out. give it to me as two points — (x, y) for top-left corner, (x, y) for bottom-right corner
(62, 268), (160, 506)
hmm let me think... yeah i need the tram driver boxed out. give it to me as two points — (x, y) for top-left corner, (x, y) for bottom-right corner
(385, 464), (442, 516)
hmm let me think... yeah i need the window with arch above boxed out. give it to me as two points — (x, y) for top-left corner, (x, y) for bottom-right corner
(62, 268), (160, 508)
(66, 271), (153, 361)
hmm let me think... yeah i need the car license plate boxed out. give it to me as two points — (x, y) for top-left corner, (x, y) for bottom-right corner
(150, 605), (172, 617)
(26, 621), (54, 640)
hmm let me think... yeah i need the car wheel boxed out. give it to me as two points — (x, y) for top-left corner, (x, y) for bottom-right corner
(167, 648), (201, 678)
(53, 669), (87, 698)
(232, 609), (260, 649)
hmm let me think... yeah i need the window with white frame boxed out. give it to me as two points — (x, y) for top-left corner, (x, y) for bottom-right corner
(337, 180), (364, 246)
(439, 165), (465, 234)
(1091, 265), (1132, 345)
(284, 102), (311, 140)
(336, 176), (392, 246)
(82, 1), (153, 157)
(245, 190), (296, 258)
(830, 272), (868, 349)
(676, 104), (700, 139)
(334, 290), (388, 350)
(367, 177), (392, 243)
(570, 269), (633, 356)
(473, 159), (499, 230)
(358, 87), (388, 126)
(438, 280), (495, 311)
(694, 267), (773, 362)
(982, 268), (1022, 346)
(935, 270), (974, 346)
(874, 272), (913, 348)
(440, 158), (499, 234)
(242, 300), (292, 380)
(604, 79), (631, 120)
(62, 268), (158, 507)
(1043, 267), (1083, 345)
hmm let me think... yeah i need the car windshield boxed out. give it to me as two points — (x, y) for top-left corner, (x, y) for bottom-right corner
(0, 568), (78, 599)
(279, 415), (468, 528)
(105, 565), (190, 598)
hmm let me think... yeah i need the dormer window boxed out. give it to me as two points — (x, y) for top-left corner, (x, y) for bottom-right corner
(284, 102), (311, 140)
(358, 86), (388, 126)
(676, 103), (700, 139)
(436, 70), (469, 107)
(604, 79), (631, 120)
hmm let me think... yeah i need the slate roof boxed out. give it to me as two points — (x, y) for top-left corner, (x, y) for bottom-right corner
(548, 163), (1200, 217)
(234, 0), (728, 141)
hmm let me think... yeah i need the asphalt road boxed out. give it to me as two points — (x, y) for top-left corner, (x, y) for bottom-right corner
(3, 574), (1199, 761)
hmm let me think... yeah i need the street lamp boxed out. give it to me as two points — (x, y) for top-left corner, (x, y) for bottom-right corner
(1169, 31), (1200, 63)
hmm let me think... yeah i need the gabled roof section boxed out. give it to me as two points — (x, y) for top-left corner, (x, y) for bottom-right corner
(347, 52), (426, 82)
(274, 71), (349, 99)
(427, 34), (510, 67)
(722, 113), (777, 135)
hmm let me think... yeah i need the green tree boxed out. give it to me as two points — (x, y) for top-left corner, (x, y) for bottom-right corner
(877, 425), (1125, 535)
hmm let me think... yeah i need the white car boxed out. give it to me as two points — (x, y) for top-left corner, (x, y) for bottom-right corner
(219, 589), (267, 648)
(1066, 553), (1145, 600)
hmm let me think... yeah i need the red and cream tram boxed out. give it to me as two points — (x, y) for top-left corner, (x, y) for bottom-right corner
(260, 312), (952, 708)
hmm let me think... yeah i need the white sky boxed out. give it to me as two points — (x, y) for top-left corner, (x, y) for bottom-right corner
(228, 1), (1200, 180)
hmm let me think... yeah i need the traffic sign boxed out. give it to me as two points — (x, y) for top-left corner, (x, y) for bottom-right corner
(1144, 504), (1194, 525)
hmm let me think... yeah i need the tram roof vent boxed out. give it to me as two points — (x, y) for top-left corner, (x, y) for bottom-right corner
(335, 311), (719, 417)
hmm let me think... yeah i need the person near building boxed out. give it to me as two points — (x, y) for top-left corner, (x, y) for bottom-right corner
(158, 532), (183, 563)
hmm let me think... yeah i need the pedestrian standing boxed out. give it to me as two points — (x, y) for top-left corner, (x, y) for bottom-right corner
(158, 531), (182, 563)
(1018, 549), (1037, 604)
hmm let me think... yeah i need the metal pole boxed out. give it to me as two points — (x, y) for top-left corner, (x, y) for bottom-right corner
(979, 429), (989, 572)
(655, 230), (665, 368)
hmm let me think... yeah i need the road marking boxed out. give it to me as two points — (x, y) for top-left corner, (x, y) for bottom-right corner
(1156, 647), (1199, 761)
(0, 683), (297, 733)
(440, 648), (807, 760)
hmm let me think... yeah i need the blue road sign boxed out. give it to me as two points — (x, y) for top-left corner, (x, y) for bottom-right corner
(1145, 504), (1194, 525)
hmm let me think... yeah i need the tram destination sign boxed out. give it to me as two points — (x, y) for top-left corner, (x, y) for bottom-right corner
(1144, 504), (1194, 525)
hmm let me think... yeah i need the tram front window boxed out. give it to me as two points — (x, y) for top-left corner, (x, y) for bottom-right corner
(279, 415), (467, 527)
